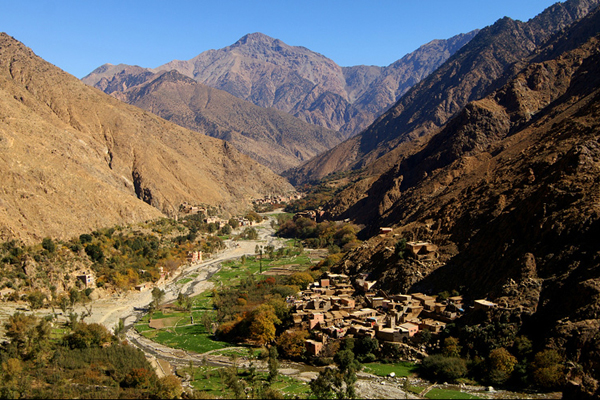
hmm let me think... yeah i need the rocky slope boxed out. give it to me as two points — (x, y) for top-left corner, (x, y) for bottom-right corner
(0, 33), (292, 244)
(328, 8), (600, 397)
(83, 31), (477, 138)
(86, 68), (344, 173)
(286, 0), (600, 184)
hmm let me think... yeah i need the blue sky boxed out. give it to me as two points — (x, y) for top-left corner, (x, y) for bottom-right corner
(2, 1), (559, 78)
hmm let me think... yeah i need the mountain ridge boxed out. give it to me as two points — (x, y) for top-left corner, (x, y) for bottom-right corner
(83, 30), (477, 138)
(91, 67), (344, 173)
(285, 0), (600, 185)
(0, 32), (292, 243)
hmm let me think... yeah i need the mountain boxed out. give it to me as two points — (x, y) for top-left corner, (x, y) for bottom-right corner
(0, 33), (292, 244)
(286, 0), (600, 185)
(83, 31), (477, 138)
(326, 6), (600, 397)
(83, 67), (344, 174)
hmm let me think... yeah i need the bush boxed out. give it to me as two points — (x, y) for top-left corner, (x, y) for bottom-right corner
(421, 355), (468, 382)
(41, 238), (56, 253)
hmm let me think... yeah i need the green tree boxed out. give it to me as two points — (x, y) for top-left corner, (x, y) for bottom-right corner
(421, 355), (468, 383)
(310, 349), (361, 399)
(113, 318), (125, 340)
(395, 238), (407, 258)
(334, 349), (361, 398)
(151, 287), (165, 308)
(85, 243), (104, 262)
(309, 367), (338, 399)
(68, 287), (81, 307)
(268, 346), (279, 382)
(27, 290), (46, 310)
(228, 218), (240, 229)
(442, 337), (462, 358)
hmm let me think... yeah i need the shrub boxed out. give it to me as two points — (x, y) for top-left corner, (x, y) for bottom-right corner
(41, 238), (56, 253)
(421, 355), (468, 382)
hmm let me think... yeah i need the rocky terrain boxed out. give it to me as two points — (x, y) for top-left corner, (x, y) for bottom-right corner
(286, 0), (600, 185)
(84, 67), (344, 173)
(323, 5), (600, 398)
(83, 31), (477, 139)
(0, 33), (292, 244)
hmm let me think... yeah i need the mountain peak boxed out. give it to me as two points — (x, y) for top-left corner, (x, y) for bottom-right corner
(234, 32), (277, 46)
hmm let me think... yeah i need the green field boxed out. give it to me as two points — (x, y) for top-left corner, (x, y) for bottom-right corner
(425, 388), (482, 399)
(363, 361), (419, 377)
(189, 367), (310, 398)
(140, 323), (231, 354)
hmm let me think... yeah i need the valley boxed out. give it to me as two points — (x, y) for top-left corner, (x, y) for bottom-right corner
(1, 0), (600, 398)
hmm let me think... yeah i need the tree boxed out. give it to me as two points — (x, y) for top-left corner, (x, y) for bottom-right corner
(286, 272), (314, 290)
(69, 287), (81, 307)
(442, 337), (462, 358)
(27, 290), (46, 310)
(487, 347), (517, 385)
(310, 349), (361, 399)
(228, 218), (240, 229)
(421, 355), (468, 383)
(153, 375), (183, 399)
(276, 330), (308, 360)
(201, 312), (216, 335)
(85, 243), (104, 263)
(268, 346), (279, 382)
(395, 238), (407, 258)
(335, 349), (361, 398)
(309, 367), (338, 399)
(4, 313), (40, 357)
(113, 318), (126, 340)
(530, 349), (565, 389)
(220, 224), (232, 235)
(355, 336), (379, 362)
(64, 322), (113, 349)
(249, 304), (281, 345)
(255, 245), (263, 273)
(151, 287), (165, 308)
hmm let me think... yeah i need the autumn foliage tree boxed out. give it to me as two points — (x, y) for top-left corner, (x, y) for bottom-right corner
(276, 329), (309, 360)
(486, 347), (518, 385)
(249, 304), (281, 345)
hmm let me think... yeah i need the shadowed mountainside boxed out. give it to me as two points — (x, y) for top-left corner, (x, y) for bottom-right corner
(327, 8), (600, 397)
(285, 0), (600, 185)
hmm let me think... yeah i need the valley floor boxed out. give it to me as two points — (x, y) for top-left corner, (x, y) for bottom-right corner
(0, 215), (563, 399)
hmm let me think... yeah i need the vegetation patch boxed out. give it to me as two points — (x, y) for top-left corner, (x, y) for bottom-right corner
(363, 361), (419, 377)
(425, 388), (482, 399)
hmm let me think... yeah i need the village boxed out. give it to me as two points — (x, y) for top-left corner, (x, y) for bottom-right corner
(288, 241), (499, 357)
